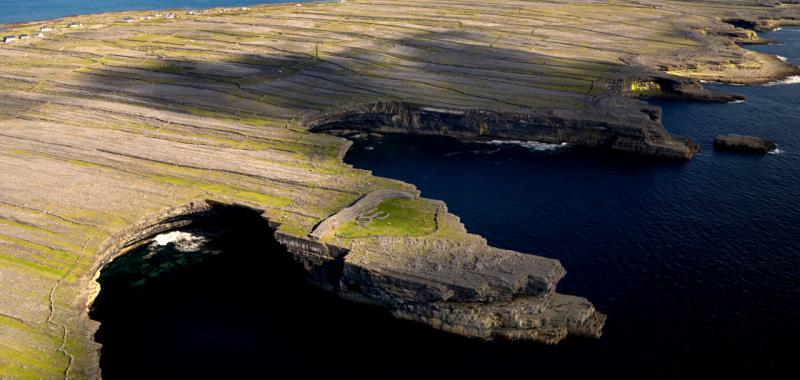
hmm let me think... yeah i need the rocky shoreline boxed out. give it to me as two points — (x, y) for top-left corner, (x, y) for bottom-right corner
(306, 101), (700, 160)
(82, 198), (604, 368)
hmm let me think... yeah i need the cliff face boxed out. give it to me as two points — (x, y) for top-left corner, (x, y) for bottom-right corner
(275, 199), (605, 344)
(90, 199), (603, 350)
(306, 101), (699, 160)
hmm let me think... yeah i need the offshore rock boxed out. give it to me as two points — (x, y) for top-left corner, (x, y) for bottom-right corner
(618, 71), (747, 103)
(714, 134), (777, 154)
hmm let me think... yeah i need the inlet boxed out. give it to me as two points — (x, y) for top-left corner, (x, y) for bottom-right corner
(88, 202), (592, 378)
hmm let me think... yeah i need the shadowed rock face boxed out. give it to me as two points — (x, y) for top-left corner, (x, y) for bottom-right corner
(714, 134), (777, 154)
(274, 191), (606, 344)
(306, 101), (700, 160)
(99, 200), (604, 348)
(339, 237), (606, 343)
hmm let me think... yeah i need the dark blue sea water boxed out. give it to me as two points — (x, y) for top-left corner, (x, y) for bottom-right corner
(342, 29), (800, 378)
(0, 0), (307, 25)
(82, 19), (800, 380)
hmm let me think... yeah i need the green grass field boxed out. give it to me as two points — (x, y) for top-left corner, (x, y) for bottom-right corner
(335, 198), (437, 238)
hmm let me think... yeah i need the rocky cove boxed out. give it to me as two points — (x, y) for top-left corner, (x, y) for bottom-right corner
(88, 204), (599, 380)
(88, 196), (604, 353)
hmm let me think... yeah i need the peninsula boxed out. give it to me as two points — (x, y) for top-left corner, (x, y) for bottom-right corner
(0, 1), (798, 378)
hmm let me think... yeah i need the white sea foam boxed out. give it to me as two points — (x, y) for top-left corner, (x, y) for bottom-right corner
(486, 140), (568, 152)
(150, 231), (208, 254)
(700, 79), (727, 85)
(728, 99), (746, 104)
(443, 147), (501, 157)
(768, 148), (782, 155)
(765, 75), (800, 86)
(777, 55), (788, 62)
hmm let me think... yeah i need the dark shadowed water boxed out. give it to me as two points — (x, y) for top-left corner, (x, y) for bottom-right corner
(91, 206), (596, 380)
(0, 0), (311, 25)
(90, 29), (800, 379)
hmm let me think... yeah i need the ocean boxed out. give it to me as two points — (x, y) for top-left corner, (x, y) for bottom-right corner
(0, 0), (306, 25)
(340, 28), (800, 379)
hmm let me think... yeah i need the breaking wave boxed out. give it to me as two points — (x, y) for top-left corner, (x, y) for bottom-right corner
(146, 231), (208, 258)
(777, 55), (788, 62)
(484, 140), (569, 152)
(765, 75), (800, 86)
(768, 148), (782, 155)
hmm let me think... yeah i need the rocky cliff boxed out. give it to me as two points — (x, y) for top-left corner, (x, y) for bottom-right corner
(306, 101), (699, 160)
(275, 198), (605, 344)
(88, 199), (604, 348)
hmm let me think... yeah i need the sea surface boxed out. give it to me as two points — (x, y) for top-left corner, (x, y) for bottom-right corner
(0, 0), (309, 25)
(70, 13), (800, 380)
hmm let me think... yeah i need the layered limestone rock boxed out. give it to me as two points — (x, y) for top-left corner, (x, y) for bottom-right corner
(340, 238), (605, 343)
(617, 72), (746, 103)
(714, 134), (777, 154)
(275, 197), (605, 344)
(306, 101), (699, 160)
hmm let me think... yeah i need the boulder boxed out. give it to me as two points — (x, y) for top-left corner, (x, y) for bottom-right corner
(714, 134), (776, 154)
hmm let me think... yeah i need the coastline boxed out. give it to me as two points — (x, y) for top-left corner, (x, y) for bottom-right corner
(0, 0), (335, 26)
(1, 1), (799, 377)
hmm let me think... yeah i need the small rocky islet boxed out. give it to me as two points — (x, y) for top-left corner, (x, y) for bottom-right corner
(714, 134), (778, 154)
(0, 1), (799, 378)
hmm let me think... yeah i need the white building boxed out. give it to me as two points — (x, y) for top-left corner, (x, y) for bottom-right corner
(2, 35), (17, 44)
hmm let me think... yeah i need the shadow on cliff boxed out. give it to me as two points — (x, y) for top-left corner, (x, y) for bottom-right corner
(71, 27), (622, 125)
(87, 200), (604, 380)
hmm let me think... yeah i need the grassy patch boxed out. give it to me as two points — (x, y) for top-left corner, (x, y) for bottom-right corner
(148, 175), (292, 208)
(0, 251), (63, 278)
(0, 234), (76, 263)
(335, 198), (437, 238)
(0, 343), (66, 379)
